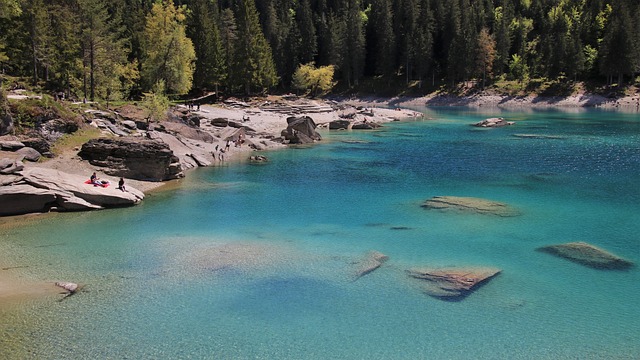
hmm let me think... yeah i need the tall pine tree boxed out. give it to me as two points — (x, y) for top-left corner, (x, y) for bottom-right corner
(233, 0), (278, 94)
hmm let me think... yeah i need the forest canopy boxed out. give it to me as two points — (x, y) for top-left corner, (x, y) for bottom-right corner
(0, 0), (638, 100)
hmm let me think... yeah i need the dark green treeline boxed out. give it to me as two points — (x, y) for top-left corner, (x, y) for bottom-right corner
(0, 0), (638, 99)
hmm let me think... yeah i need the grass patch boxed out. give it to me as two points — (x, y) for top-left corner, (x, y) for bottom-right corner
(50, 127), (103, 156)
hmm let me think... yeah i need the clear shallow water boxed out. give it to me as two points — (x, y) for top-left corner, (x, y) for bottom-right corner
(1, 107), (639, 359)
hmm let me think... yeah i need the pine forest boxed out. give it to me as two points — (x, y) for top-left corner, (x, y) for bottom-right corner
(0, 0), (639, 100)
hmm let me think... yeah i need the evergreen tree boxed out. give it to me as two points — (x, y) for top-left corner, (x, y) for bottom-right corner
(78, 0), (130, 102)
(219, 8), (237, 93)
(0, 0), (22, 67)
(343, 0), (365, 86)
(599, 1), (635, 85)
(21, 0), (54, 85)
(48, 1), (82, 98)
(394, 0), (419, 83)
(296, 0), (317, 65)
(187, 0), (226, 93)
(233, 0), (278, 94)
(367, 0), (396, 76)
(141, 0), (196, 95)
(412, 0), (434, 86)
(492, 0), (512, 76)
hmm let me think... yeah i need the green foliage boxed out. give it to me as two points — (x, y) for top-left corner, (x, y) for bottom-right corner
(8, 95), (80, 133)
(142, 80), (170, 122)
(0, 0), (21, 18)
(232, 0), (278, 94)
(1, 0), (640, 97)
(50, 127), (102, 156)
(141, 0), (195, 95)
(292, 63), (335, 97)
(509, 54), (529, 82)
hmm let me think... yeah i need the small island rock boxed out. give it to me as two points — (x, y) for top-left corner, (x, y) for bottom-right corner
(473, 117), (514, 127)
(537, 242), (633, 270)
(353, 251), (389, 280)
(422, 196), (520, 217)
(407, 266), (501, 300)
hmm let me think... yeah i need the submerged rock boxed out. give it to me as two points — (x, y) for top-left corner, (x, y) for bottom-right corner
(537, 242), (633, 270)
(407, 267), (501, 301)
(353, 251), (389, 280)
(55, 281), (79, 293)
(422, 196), (520, 217)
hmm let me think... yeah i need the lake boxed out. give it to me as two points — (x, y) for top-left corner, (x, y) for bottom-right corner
(1, 107), (639, 359)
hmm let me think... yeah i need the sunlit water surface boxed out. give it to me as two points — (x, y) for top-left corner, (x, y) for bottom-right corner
(1, 107), (639, 359)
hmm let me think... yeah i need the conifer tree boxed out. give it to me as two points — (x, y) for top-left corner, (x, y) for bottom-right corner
(219, 8), (237, 93)
(141, 0), (195, 95)
(599, 1), (635, 85)
(78, 0), (131, 102)
(412, 0), (434, 86)
(233, 0), (278, 94)
(48, 2), (82, 98)
(368, 0), (396, 76)
(187, 0), (226, 93)
(296, 0), (317, 65)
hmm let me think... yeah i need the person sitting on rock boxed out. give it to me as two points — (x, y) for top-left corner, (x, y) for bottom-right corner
(90, 172), (109, 186)
(118, 177), (126, 192)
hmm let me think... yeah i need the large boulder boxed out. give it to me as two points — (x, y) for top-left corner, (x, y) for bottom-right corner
(78, 138), (183, 181)
(407, 267), (501, 301)
(0, 140), (25, 150)
(40, 118), (79, 140)
(0, 158), (24, 174)
(211, 118), (229, 127)
(351, 122), (382, 130)
(329, 120), (351, 130)
(0, 111), (13, 136)
(0, 167), (145, 216)
(15, 147), (42, 162)
(0, 184), (58, 216)
(282, 116), (321, 144)
(422, 196), (520, 217)
(537, 242), (634, 270)
(21, 137), (51, 156)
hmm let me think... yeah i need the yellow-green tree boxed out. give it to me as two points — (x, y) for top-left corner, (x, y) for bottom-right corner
(142, 80), (170, 125)
(292, 63), (335, 97)
(141, 0), (195, 95)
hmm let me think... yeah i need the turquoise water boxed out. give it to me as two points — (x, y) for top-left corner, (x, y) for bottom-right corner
(1, 107), (639, 359)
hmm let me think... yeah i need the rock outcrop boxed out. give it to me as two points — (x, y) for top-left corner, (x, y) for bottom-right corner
(473, 117), (514, 127)
(78, 138), (183, 181)
(537, 242), (634, 270)
(282, 116), (321, 144)
(351, 122), (382, 130)
(329, 120), (351, 130)
(0, 167), (144, 216)
(422, 196), (520, 217)
(353, 251), (389, 280)
(407, 267), (501, 300)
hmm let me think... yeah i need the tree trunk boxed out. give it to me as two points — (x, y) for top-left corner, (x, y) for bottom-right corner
(90, 40), (95, 102)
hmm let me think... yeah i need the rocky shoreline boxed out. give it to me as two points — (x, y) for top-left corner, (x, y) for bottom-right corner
(0, 96), (423, 216)
(2, 91), (638, 217)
